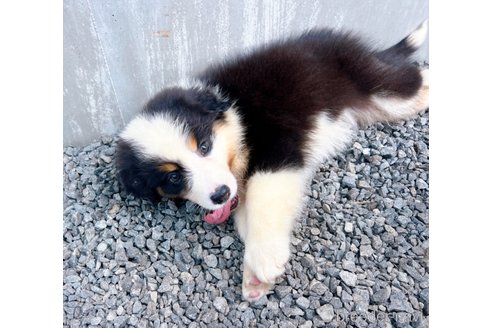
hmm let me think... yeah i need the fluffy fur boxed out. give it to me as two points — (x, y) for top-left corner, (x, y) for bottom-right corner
(116, 21), (429, 301)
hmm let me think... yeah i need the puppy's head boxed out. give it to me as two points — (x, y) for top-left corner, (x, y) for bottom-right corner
(116, 85), (241, 224)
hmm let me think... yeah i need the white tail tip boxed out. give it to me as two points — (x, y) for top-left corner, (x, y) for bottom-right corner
(407, 20), (428, 49)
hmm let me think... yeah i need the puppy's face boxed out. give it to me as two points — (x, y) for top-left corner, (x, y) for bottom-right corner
(116, 86), (240, 224)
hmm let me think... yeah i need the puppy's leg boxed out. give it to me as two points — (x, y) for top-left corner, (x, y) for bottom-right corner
(352, 68), (429, 125)
(370, 68), (429, 122)
(241, 169), (306, 302)
(235, 197), (275, 300)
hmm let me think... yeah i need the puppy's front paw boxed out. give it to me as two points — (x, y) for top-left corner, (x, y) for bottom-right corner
(242, 263), (273, 302)
(244, 234), (290, 284)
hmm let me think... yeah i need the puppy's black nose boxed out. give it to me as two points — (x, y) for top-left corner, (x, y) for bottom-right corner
(210, 185), (231, 205)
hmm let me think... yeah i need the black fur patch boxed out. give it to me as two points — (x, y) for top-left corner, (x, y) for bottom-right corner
(115, 139), (190, 202)
(199, 28), (422, 175)
(143, 87), (231, 148)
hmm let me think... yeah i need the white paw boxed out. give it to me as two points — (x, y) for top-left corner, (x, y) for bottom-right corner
(242, 263), (273, 302)
(244, 233), (290, 284)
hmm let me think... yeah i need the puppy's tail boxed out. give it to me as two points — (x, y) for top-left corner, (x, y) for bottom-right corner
(379, 20), (428, 58)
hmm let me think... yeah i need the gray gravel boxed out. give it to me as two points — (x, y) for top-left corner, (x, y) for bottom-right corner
(63, 110), (429, 327)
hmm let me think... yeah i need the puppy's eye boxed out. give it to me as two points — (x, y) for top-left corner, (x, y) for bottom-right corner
(168, 172), (182, 184)
(199, 140), (211, 155)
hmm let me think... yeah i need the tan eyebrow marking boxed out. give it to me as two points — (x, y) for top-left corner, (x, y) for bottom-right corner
(158, 163), (178, 172)
(188, 135), (198, 152)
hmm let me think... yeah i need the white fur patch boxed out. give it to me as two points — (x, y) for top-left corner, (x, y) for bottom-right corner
(304, 111), (357, 171)
(371, 96), (427, 120)
(371, 96), (418, 119)
(407, 20), (428, 49)
(421, 68), (429, 87)
(120, 113), (189, 160)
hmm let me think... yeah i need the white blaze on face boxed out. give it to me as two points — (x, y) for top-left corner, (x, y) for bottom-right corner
(184, 125), (238, 209)
(120, 113), (237, 210)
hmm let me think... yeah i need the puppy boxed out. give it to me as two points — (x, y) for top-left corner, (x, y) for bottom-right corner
(115, 22), (428, 301)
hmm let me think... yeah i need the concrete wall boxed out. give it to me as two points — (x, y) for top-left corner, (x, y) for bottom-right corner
(63, 0), (428, 147)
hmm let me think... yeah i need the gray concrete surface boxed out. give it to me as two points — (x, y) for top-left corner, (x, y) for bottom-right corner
(63, 0), (428, 147)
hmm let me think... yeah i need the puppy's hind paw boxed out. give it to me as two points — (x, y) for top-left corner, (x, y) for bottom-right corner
(420, 68), (429, 87)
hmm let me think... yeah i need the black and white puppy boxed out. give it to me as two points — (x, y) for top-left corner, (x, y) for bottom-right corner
(116, 22), (428, 301)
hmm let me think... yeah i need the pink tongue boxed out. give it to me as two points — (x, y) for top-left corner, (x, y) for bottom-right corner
(204, 199), (233, 224)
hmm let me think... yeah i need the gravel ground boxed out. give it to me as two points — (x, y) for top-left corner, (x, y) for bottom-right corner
(63, 110), (429, 328)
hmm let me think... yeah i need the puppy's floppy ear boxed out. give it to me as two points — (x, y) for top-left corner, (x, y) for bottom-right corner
(197, 89), (232, 113)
